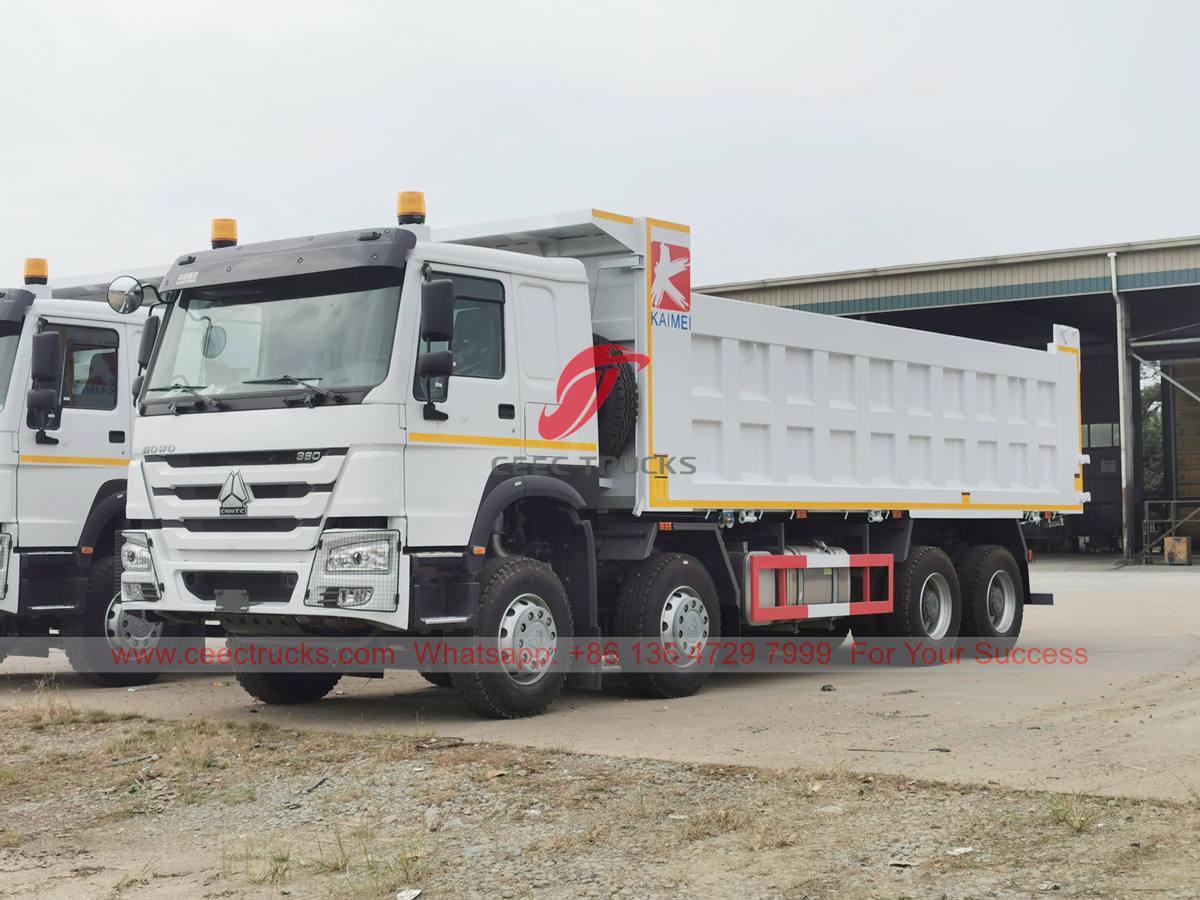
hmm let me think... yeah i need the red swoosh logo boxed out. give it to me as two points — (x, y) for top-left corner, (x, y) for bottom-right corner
(538, 343), (649, 441)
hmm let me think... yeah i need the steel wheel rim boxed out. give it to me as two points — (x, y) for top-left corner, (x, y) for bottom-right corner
(659, 585), (709, 669)
(985, 569), (1017, 633)
(918, 572), (953, 640)
(104, 593), (163, 652)
(497, 593), (557, 685)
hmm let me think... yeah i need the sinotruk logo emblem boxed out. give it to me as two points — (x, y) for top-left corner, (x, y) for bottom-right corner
(218, 470), (253, 516)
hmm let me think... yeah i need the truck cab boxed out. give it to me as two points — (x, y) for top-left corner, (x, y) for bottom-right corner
(0, 259), (192, 684)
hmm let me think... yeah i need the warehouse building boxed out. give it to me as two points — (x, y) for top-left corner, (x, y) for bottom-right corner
(702, 237), (1200, 559)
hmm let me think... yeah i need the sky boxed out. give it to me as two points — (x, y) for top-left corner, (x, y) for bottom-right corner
(3, 0), (1199, 287)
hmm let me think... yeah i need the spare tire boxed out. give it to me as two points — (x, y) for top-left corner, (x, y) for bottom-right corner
(593, 334), (638, 458)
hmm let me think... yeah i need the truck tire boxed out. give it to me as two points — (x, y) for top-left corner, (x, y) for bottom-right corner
(419, 671), (452, 688)
(234, 671), (343, 705)
(593, 334), (638, 458)
(878, 545), (962, 652)
(62, 554), (197, 688)
(957, 544), (1023, 640)
(450, 556), (573, 718)
(615, 552), (720, 699)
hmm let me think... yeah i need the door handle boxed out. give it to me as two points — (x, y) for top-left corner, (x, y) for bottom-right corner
(109, 430), (126, 443)
(498, 404), (515, 420)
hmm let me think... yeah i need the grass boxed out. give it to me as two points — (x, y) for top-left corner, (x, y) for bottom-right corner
(1048, 793), (1102, 833)
(220, 785), (258, 805)
(0, 828), (23, 849)
(110, 862), (155, 896)
(2, 676), (129, 731)
(217, 824), (426, 898)
(684, 806), (753, 841)
(250, 849), (292, 885)
(308, 830), (352, 874)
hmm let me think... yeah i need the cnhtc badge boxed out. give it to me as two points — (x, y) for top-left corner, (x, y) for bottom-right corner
(218, 470), (253, 516)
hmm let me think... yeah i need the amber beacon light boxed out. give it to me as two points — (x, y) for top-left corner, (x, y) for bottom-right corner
(210, 218), (239, 249)
(397, 191), (426, 225)
(23, 257), (48, 285)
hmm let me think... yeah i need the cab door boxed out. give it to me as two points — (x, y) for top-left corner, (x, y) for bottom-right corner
(16, 319), (130, 549)
(403, 268), (519, 547)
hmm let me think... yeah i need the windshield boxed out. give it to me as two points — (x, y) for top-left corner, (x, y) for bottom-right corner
(145, 268), (403, 403)
(0, 322), (21, 410)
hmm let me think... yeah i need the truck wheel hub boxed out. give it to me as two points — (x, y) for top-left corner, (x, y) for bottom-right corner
(497, 593), (557, 685)
(986, 569), (1017, 632)
(660, 586), (708, 668)
(104, 594), (163, 651)
(919, 572), (953, 640)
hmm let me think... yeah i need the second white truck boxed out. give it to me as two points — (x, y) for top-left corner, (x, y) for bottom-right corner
(110, 196), (1088, 716)
(0, 258), (195, 684)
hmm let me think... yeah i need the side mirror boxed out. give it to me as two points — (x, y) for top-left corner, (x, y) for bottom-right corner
(108, 275), (146, 314)
(28, 332), (62, 443)
(137, 317), (160, 370)
(131, 374), (145, 399)
(31, 332), (61, 385)
(27, 387), (60, 440)
(26, 387), (58, 412)
(420, 279), (455, 343)
(418, 349), (452, 419)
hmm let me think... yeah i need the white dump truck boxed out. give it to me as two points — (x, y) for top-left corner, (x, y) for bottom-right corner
(0, 258), (196, 684)
(109, 196), (1087, 716)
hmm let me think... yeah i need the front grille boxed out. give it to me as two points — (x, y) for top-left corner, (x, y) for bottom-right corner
(183, 571), (297, 605)
(154, 483), (334, 500)
(163, 518), (322, 533)
(146, 448), (347, 467)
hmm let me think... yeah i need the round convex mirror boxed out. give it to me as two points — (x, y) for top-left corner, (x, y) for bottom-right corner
(107, 275), (144, 314)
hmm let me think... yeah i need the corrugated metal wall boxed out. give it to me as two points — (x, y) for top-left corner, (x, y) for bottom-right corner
(712, 240), (1200, 317)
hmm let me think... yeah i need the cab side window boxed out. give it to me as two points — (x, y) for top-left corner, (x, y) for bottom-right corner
(414, 273), (505, 399)
(29, 326), (120, 428)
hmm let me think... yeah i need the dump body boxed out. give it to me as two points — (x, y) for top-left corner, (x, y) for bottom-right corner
(643, 294), (1084, 516)
(440, 210), (1087, 519)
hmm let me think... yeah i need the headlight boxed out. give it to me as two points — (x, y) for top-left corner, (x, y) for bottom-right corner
(305, 529), (401, 613)
(121, 532), (152, 573)
(325, 537), (393, 574)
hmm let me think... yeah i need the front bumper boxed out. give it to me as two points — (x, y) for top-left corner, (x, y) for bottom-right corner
(120, 528), (412, 631)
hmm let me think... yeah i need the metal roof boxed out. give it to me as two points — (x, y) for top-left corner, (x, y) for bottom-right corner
(701, 234), (1200, 316)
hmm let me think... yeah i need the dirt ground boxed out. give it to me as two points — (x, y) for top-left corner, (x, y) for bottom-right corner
(4, 556), (1199, 804)
(0, 685), (1198, 900)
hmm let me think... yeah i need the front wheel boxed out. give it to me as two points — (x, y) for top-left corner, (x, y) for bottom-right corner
(62, 554), (198, 687)
(450, 556), (573, 718)
(234, 671), (343, 705)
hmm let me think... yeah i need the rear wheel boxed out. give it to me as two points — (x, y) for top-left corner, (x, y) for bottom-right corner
(450, 556), (572, 718)
(879, 545), (962, 653)
(62, 555), (198, 688)
(616, 552), (720, 699)
(957, 545), (1023, 640)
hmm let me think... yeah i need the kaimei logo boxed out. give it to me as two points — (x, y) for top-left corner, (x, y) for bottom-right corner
(650, 241), (690, 312)
(538, 344), (649, 441)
